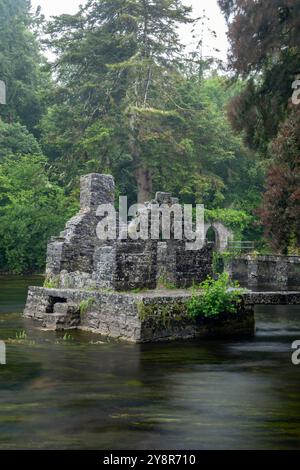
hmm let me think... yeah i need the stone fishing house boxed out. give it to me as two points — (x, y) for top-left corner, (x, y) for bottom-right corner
(24, 173), (255, 342)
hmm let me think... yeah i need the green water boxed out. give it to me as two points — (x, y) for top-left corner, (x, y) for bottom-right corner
(0, 276), (300, 450)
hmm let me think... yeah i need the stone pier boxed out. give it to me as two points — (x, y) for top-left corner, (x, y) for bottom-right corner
(24, 286), (256, 343)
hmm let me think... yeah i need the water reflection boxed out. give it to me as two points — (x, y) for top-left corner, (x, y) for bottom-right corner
(0, 277), (299, 449)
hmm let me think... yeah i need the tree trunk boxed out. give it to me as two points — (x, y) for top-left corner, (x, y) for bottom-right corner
(135, 166), (152, 203)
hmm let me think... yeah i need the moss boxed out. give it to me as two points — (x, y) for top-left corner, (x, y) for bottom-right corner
(130, 287), (150, 294)
(137, 301), (153, 322)
(157, 276), (177, 290)
(137, 300), (187, 329)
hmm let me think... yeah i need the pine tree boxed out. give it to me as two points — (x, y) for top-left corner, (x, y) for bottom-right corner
(0, 0), (49, 133)
(44, 0), (193, 201)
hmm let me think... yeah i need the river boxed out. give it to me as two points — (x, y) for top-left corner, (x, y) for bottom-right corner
(0, 276), (300, 450)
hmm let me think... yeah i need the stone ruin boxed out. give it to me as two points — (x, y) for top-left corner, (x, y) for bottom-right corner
(204, 221), (233, 253)
(46, 173), (213, 291)
(24, 173), (255, 342)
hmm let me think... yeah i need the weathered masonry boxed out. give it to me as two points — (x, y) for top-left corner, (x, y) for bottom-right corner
(228, 255), (300, 288)
(24, 287), (256, 342)
(24, 173), (253, 342)
(45, 173), (213, 291)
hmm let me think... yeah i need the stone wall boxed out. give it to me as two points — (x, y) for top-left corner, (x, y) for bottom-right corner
(46, 174), (115, 278)
(89, 240), (158, 291)
(175, 242), (213, 288)
(24, 285), (300, 343)
(45, 174), (213, 291)
(228, 255), (300, 287)
(114, 241), (158, 291)
(156, 241), (213, 288)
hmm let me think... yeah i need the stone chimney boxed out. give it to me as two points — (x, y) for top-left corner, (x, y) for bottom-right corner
(80, 173), (115, 211)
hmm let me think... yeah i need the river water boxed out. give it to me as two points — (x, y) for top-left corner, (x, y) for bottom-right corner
(0, 276), (300, 450)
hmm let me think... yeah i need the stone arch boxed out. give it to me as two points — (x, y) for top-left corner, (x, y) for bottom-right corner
(204, 222), (234, 252)
(205, 225), (220, 249)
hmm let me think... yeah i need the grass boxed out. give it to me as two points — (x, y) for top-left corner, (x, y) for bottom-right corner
(43, 276), (60, 289)
(7, 330), (35, 345)
(15, 330), (27, 340)
(157, 276), (177, 290)
(79, 297), (96, 318)
(62, 333), (73, 341)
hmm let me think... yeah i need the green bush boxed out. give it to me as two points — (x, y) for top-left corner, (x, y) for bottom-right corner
(187, 272), (245, 319)
(0, 154), (77, 273)
(205, 208), (254, 241)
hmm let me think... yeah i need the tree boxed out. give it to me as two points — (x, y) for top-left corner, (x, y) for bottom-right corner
(43, 0), (193, 202)
(0, 154), (72, 273)
(259, 106), (300, 254)
(159, 75), (264, 211)
(0, 121), (42, 160)
(219, 0), (300, 251)
(219, 0), (300, 154)
(0, 0), (49, 133)
(43, 1), (261, 210)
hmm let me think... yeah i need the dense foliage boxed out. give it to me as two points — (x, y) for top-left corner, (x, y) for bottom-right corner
(218, 0), (300, 253)
(0, 0), (49, 134)
(0, 121), (42, 159)
(0, 154), (73, 273)
(187, 272), (244, 319)
(259, 106), (300, 254)
(0, 1), (72, 273)
(0, 0), (296, 272)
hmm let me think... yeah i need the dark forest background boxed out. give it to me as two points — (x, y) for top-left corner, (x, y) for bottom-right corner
(0, 0), (299, 273)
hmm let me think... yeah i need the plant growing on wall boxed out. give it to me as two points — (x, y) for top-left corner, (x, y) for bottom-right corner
(79, 298), (96, 319)
(187, 272), (245, 319)
(43, 276), (60, 289)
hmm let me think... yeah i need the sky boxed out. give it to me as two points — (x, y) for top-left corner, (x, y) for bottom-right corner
(31, 0), (229, 62)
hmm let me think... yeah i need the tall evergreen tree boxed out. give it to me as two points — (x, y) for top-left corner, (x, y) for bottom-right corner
(44, 0), (193, 201)
(0, 0), (48, 133)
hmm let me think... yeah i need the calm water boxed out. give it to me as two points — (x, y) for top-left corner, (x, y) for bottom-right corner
(0, 276), (300, 450)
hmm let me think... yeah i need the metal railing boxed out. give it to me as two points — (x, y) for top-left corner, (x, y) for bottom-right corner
(227, 241), (255, 253)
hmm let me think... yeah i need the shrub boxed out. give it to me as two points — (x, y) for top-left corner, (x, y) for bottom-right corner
(187, 272), (245, 319)
(0, 154), (76, 273)
(205, 208), (254, 241)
